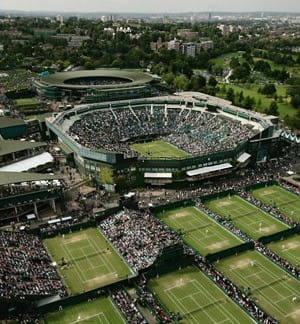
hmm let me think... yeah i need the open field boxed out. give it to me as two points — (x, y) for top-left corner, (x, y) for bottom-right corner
(148, 265), (253, 324)
(215, 250), (300, 323)
(217, 84), (297, 118)
(44, 228), (133, 294)
(131, 140), (190, 159)
(158, 206), (243, 256)
(251, 185), (300, 223)
(267, 235), (300, 268)
(204, 195), (289, 240)
(44, 296), (125, 323)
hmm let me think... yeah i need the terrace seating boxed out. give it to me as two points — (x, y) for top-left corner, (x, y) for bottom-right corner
(68, 106), (256, 158)
(0, 231), (67, 300)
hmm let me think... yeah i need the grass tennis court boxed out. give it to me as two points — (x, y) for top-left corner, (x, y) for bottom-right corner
(158, 206), (243, 256)
(44, 296), (125, 323)
(44, 228), (133, 294)
(267, 235), (300, 268)
(251, 185), (300, 223)
(205, 195), (289, 240)
(13, 97), (40, 107)
(131, 140), (190, 159)
(148, 265), (253, 323)
(215, 250), (300, 323)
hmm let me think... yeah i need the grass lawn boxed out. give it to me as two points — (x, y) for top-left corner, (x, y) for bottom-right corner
(44, 296), (125, 323)
(217, 84), (297, 118)
(267, 235), (300, 268)
(251, 185), (300, 223)
(148, 265), (253, 323)
(158, 206), (243, 256)
(204, 195), (289, 240)
(215, 250), (300, 323)
(44, 228), (133, 294)
(131, 140), (190, 159)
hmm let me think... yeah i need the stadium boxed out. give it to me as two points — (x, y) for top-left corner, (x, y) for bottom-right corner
(33, 69), (161, 102)
(1, 69), (299, 323)
(46, 88), (281, 188)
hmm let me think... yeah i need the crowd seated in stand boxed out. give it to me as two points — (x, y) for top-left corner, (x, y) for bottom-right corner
(137, 277), (172, 323)
(99, 209), (181, 271)
(68, 106), (256, 158)
(0, 231), (67, 299)
(111, 289), (147, 324)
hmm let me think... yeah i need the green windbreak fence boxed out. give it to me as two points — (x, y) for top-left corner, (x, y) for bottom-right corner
(205, 242), (254, 263)
(258, 226), (300, 245)
(151, 199), (195, 214)
(197, 189), (236, 203)
(244, 180), (278, 192)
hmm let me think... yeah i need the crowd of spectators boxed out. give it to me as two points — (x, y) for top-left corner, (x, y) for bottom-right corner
(68, 105), (256, 158)
(99, 209), (181, 271)
(0, 231), (67, 299)
(137, 277), (172, 323)
(194, 255), (277, 324)
(111, 289), (147, 324)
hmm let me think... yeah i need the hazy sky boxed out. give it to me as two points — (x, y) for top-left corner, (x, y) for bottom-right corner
(0, 0), (300, 13)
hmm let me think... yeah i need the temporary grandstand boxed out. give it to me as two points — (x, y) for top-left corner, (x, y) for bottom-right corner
(46, 92), (284, 187)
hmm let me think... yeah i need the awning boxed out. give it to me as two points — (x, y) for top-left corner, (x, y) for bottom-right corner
(237, 152), (251, 163)
(144, 172), (172, 179)
(187, 163), (232, 177)
(0, 152), (54, 172)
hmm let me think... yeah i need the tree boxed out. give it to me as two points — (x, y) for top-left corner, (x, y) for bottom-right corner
(173, 75), (189, 91)
(226, 87), (235, 103)
(260, 83), (276, 97)
(208, 76), (218, 87)
(291, 94), (300, 109)
(267, 101), (279, 116)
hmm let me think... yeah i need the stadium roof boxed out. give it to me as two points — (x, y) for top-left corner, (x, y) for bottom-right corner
(0, 171), (60, 186)
(186, 163), (233, 177)
(0, 140), (47, 157)
(144, 172), (172, 179)
(237, 152), (251, 163)
(36, 69), (155, 90)
(0, 117), (26, 129)
(0, 152), (53, 172)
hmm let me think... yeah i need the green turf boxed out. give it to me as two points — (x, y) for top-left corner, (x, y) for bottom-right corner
(215, 250), (300, 323)
(267, 235), (300, 268)
(204, 195), (289, 240)
(217, 84), (297, 118)
(251, 185), (300, 223)
(158, 206), (243, 256)
(130, 140), (190, 159)
(44, 228), (133, 294)
(44, 296), (125, 323)
(13, 98), (39, 107)
(148, 265), (253, 323)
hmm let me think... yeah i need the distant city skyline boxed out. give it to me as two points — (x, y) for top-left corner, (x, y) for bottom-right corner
(1, 0), (300, 13)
